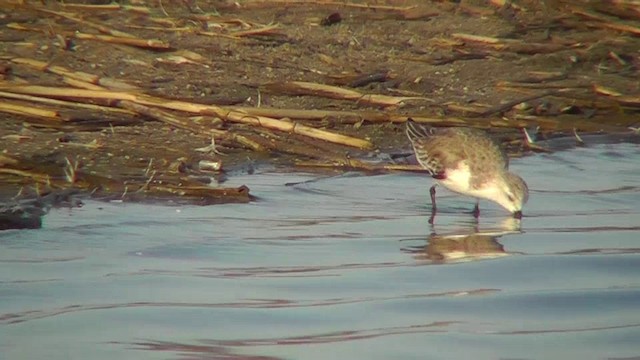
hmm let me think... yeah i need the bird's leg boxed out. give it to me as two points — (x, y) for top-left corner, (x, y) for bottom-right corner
(429, 185), (437, 211)
(472, 201), (480, 218)
(428, 185), (437, 224)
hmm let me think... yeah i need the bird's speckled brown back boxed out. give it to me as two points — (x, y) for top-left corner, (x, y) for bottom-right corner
(406, 120), (509, 188)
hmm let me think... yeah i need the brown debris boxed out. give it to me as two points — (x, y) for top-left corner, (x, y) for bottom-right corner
(1, 0), (639, 205)
(570, 6), (640, 36)
(6, 22), (171, 50)
(263, 81), (427, 107)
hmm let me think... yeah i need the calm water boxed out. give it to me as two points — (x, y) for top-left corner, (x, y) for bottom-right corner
(1, 143), (640, 360)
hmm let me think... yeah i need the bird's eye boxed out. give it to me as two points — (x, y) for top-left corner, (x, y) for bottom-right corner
(507, 195), (515, 202)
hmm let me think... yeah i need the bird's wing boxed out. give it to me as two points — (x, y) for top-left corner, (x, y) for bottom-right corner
(406, 119), (435, 143)
(459, 129), (509, 170)
(406, 120), (509, 181)
(406, 120), (447, 175)
(453, 129), (510, 189)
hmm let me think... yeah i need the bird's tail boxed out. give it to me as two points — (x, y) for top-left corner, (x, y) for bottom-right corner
(405, 118), (435, 143)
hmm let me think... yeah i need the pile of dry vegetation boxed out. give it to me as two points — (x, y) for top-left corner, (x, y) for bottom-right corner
(0, 0), (638, 210)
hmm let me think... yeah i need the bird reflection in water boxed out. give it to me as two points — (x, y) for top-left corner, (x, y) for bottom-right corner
(403, 218), (522, 264)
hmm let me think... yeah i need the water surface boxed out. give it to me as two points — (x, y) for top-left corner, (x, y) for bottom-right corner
(1, 143), (639, 359)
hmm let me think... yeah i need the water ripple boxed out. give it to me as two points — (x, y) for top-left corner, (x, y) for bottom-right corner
(0, 288), (498, 325)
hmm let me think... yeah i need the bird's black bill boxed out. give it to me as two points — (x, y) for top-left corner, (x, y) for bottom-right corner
(513, 210), (523, 219)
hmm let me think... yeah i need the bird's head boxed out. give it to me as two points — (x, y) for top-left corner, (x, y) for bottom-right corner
(496, 172), (529, 218)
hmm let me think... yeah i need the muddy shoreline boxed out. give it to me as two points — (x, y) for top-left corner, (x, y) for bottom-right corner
(1, 0), (639, 208)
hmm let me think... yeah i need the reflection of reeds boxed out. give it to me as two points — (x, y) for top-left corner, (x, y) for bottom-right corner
(0, 189), (79, 230)
(0, 154), (252, 204)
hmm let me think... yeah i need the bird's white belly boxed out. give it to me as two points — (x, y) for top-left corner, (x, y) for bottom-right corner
(440, 164), (472, 194)
(439, 163), (500, 200)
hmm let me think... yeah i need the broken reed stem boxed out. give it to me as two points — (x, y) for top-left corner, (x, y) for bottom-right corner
(57, 2), (151, 14)
(570, 7), (640, 36)
(264, 81), (427, 106)
(36, 8), (136, 38)
(450, 33), (579, 54)
(118, 101), (266, 151)
(229, 106), (372, 122)
(0, 168), (52, 184)
(74, 31), (171, 49)
(218, 109), (373, 149)
(196, 30), (245, 41)
(594, 85), (640, 108)
(294, 160), (430, 172)
(231, 24), (282, 37)
(501, 82), (640, 111)
(6, 23), (170, 49)
(474, 90), (557, 117)
(4, 84), (628, 133)
(0, 100), (60, 118)
(62, 77), (105, 91)
(229, 106), (600, 131)
(0, 155), (19, 166)
(246, 126), (365, 162)
(0, 85), (373, 149)
(147, 184), (251, 203)
(241, 0), (416, 12)
(11, 57), (138, 90)
(131, 94), (373, 148)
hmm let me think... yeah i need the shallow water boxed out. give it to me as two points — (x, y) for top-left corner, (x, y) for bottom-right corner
(1, 143), (640, 360)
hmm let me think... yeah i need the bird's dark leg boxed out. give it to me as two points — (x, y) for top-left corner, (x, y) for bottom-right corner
(472, 201), (480, 218)
(429, 185), (437, 211)
(428, 185), (437, 224)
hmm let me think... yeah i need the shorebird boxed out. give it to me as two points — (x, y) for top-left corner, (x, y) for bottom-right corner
(406, 119), (528, 222)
